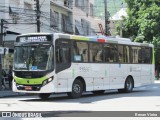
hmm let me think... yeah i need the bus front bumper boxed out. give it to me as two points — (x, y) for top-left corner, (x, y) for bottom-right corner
(12, 80), (55, 93)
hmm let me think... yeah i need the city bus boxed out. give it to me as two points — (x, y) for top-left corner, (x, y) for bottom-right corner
(13, 33), (155, 99)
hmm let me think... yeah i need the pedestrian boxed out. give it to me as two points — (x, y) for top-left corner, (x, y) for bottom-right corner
(8, 65), (13, 89)
(2, 69), (7, 89)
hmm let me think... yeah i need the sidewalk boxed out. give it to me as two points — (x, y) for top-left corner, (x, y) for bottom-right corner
(154, 79), (160, 83)
(0, 89), (27, 98)
(0, 80), (27, 98)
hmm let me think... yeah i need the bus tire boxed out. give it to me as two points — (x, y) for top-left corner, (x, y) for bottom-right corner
(67, 79), (83, 99)
(38, 93), (51, 100)
(92, 90), (105, 95)
(118, 77), (134, 93)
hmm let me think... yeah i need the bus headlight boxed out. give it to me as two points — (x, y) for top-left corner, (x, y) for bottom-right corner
(48, 77), (53, 82)
(42, 76), (54, 86)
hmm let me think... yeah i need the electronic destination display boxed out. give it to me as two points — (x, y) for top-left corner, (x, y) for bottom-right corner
(16, 35), (52, 43)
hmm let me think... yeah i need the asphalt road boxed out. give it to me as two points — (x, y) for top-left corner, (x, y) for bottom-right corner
(0, 81), (160, 118)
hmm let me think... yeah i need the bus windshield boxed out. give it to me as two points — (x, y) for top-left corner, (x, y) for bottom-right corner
(14, 44), (54, 71)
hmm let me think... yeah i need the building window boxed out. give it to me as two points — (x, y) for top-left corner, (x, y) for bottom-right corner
(9, 0), (20, 7)
(75, 20), (84, 35)
(75, 0), (89, 14)
(23, 2), (33, 22)
(61, 14), (73, 33)
(64, 0), (72, 9)
(80, 0), (89, 13)
(24, 2), (32, 9)
(90, 3), (94, 17)
(81, 19), (90, 36)
(50, 9), (59, 30)
(9, 0), (20, 23)
(84, 0), (89, 15)
(75, 0), (81, 8)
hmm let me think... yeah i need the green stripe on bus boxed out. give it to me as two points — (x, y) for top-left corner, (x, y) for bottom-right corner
(14, 76), (47, 85)
(71, 36), (90, 41)
(152, 48), (155, 64)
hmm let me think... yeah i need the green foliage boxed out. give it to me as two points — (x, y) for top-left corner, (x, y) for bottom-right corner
(121, 0), (160, 43)
(117, 0), (160, 77)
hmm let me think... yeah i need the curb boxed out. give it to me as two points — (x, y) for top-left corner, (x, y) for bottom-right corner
(0, 90), (34, 98)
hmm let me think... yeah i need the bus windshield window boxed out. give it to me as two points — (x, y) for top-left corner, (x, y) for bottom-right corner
(14, 44), (54, 71)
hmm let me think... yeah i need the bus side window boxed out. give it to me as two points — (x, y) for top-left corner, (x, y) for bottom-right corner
(118, 45), (124, 63)
(90, 43), (103, 62)
(56, 47), (70, 64)
(104, 44), (118, 63)
(73, 41), (88, 62)
(56, 47), (62, 63)
(141, 47), (151, 64)
(73, 42), (82, 62)
(55, 39), (71, 73)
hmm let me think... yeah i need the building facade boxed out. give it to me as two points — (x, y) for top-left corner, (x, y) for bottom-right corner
(109, 8), (127, 36)
(0, 0), (105, 70)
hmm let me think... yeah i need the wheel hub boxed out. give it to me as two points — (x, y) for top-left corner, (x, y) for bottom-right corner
(126, 80), (132, 90)
(73, 84), (81, 93)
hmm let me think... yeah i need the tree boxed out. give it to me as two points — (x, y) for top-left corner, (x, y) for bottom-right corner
(117, 0), (160, 79)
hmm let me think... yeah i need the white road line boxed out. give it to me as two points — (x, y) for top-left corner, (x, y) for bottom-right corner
(152, 86), (159, 89)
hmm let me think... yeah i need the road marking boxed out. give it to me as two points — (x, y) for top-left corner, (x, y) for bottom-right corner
(152, 86), (159, 89)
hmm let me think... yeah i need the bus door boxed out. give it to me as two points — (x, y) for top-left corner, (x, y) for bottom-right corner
(130, 46), (141, 86)
(141, 47), (152, 84)
(89, 43), (105, 90)
(55, 39), (71, 92)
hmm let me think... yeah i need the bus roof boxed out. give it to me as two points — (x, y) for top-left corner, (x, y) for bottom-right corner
(56, 33), (153, 47)
(18, 33), (153, 47)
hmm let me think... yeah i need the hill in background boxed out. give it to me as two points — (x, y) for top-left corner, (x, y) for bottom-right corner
(94, 0), (126, 19)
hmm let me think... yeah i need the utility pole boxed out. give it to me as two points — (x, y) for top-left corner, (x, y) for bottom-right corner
(104, 0), (107, 35)
(0, 19), (4, 90)
(35, 0), (40, 32)
(104, 0), (110, 36)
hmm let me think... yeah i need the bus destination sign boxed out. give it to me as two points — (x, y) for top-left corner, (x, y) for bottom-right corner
(18, 36), (49, 42)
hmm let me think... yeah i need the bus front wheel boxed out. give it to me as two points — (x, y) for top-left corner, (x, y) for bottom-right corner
(67, 79), (83, 99)
(38, 93), (51, 100)
(118, 77), (134, 93)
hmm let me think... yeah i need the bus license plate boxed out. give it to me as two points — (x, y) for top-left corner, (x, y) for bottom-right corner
(25, 86), (32, 91)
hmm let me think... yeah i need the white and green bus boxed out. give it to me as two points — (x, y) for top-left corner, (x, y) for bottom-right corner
(13, 33), (155, 99)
